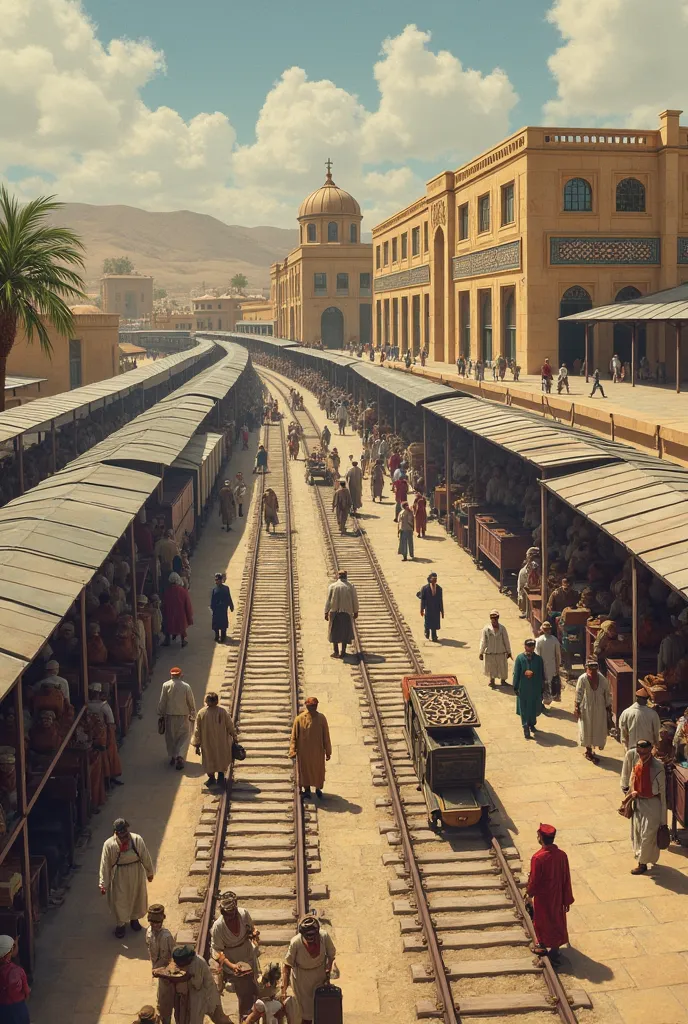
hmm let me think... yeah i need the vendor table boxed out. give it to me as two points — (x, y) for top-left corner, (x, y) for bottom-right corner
(476, 514), (532, 591)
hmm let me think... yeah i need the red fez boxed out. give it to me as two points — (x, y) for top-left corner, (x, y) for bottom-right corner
(538, 823), (556, 837)
(170, 667), (182, 676)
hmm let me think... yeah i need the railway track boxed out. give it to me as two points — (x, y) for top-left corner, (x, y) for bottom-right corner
(186, 412), (325, 1002)
(260, 365), (589, 1024)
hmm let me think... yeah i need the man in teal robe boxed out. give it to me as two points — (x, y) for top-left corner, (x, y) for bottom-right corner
(512, 638), (544, 739)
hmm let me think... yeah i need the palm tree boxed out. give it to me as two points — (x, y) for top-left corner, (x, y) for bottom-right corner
(0, 188), (86, 411)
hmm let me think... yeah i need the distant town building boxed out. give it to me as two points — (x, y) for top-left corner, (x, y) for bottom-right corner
(118, 329), (193, 353)
(151, 311), (194, 332)
(101, 274), (154, 319)
(372, 108), (688, 377)
(191, 295), (241, 332)
(7, 305), (119, 397)
(270, 162), (373, 348)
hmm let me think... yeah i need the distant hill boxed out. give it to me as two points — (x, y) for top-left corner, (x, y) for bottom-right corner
(47, 203), (298, 297)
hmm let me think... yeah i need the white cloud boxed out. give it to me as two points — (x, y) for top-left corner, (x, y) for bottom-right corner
(544, 0), (688, 126)
(0, 2), (517, 228)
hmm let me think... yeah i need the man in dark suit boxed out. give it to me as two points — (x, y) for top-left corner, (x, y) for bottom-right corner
(419, 572), (444, 642)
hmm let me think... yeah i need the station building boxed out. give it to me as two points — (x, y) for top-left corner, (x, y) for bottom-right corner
(191, 294), (241, 333)
(372, 108), (688, 378)
(271, 163), (374, 348)
(101, 274), (154, 319)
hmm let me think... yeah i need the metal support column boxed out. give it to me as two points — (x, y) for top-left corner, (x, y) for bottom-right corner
(584, 324), (590, 383)
(130, 522), (141, 695)
(14, 681), (34, 974)
(445, 421), (451, 534)
(631, 323), (637, 387)
(422, 408), (428, 496)
(51, 420), (57, 474)
(631, 555), (638, 688)
(677, 322), (682, 394)
(17, 434), (24, 495)
(73, 409), (78, 456)
(540, 482), (549, 619)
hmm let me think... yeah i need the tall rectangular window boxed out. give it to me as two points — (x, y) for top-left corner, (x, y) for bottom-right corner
(401, 296), (409, 352)
(384, 298), (390, 345)
(412, 295), (421, 352)
(458, 202), (469, 240)
(501, 182), (515, 225)
(314, 273), (327, 296)
(478, 194), (491, 233)
(359, 272), (371, 295)
(392, 297), (399, 347)
(376, 300), (382, 346)
(424, 293), (430, 351)
(336, 273), (349, 295)
(459, 291), (470, 357)
(375, 245), (381, 269)
(392, 237), (398, 263)
(423, 221), (429, 252)
(401, 233), (408, 259)
(69, 338), (82, 390)
(383, 241), (389, 266)
(411, 227), (420, 256)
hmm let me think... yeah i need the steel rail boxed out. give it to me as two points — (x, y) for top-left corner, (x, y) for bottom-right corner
(261, 364), (580, 1024)
(196, 412), (308, 959)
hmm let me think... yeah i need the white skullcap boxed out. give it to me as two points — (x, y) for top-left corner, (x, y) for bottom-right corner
(45, 660), (59, 672)
(0, 935), (14, 956)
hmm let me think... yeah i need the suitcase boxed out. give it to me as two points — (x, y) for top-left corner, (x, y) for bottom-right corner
(313, 982), (343, 1024)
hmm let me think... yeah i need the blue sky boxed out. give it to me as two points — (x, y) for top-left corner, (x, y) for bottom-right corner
(1, 0), (683, 226)
(83, 0), (560, 145)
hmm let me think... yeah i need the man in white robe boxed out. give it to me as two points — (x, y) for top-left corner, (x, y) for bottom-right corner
(210, 891), (260, 1017)
(191, 692), (237, 786)
(618, 688), (661, 751)
(535, 621), (562, 707)
(170, 945), (232, 1024)
(345, 461), (363, 513)
(574, 661), (612, 764)
(146, 904), (175, 1024)
(621, 740), (667, 874)
(99, 818), (154, 938)
(157, 667), (196, 769)
(478, 611), (512, 686)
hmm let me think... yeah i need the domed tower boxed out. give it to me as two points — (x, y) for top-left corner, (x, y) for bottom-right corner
(298, 160), (363, 245)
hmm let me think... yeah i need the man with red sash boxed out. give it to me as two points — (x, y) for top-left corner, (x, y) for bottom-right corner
(526, 823), (574, 964)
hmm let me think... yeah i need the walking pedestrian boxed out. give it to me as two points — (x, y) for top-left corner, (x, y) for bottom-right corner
(281, 917), (336, 1024)
(99, 818), (154, 938)
(611, 353), (622, 382)
(321, 424), (331, 451)
(556, 363), (570, 394)
(621, 740), (668, 874)
(162, 573), (194, 647)
(324, 569), (358, 658)
(234, 473), (247, 517)
(0, 935), (30, 1023)
(169, 944), (232, 1024)
(419, 572), (443, 641)
(525, 824), (574, 965)
(218, 480), (236, 532)
(412, 489), (427, 537)
(329, 447), (341, 486)
(345, 460), (363, 513)
(335, 400), (348, 435)
(392, 472), (410, 521)
(370, 458), (385, 502)
(332, 480), (352, 535)
(397, 502), (415, 560)
(157, 667), (196, 769)
(478, 610), (512, 687)
(254, 444), (268, 474)
(192, 692), (237, 787)
(541, 357), (553, 393)
(574, 659), (612, 763)
(146, 904), (175, 1024)
(535, 621), (562, 708)
(210, 573), (233, 643)
(261, 487), (279, 533)
(210, 891), (260, 1018)
(618, 687), (660, 751)
(589, 368), (607, 398)
(513, 638), (544, 739)
(240, 423), (249, 449)
(289, 698), (332, 799)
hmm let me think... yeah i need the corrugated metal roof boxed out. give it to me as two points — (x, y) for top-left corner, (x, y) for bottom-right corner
(289, 346), (359, 368)
(172, 432), (224, 471)
(161, 342), (248, 402)
(352, 363), (457, 405)
(0, 339), (215, 444)
(0, 464), (160, 695)
(561, 282), (688, 322)
(206, 332), (296, 350)
(426, 395), (618, 470)
(4, 375), (47, 391)
(544, 462), (688, 598)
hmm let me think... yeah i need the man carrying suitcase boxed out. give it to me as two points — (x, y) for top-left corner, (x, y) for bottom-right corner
(281, 916), (339, 1023)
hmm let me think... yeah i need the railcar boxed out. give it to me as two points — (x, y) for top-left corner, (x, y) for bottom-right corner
(402, 675), (490, 830)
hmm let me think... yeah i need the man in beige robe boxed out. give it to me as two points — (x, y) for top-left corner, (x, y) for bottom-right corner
(218, 480), (236, 531)
(99, 818), (154, 938)
(169, 945), (232, 1024)
(324, 570), (359, 658)
(345, 461), (363, 513)
(289, 698), (332, 799)
(157, 667), (196, 769)
(154, 530), (179, 583)
(331, 481), (352, 534)
(192, 692), (237, 786)
(210, 891), (260, 1017)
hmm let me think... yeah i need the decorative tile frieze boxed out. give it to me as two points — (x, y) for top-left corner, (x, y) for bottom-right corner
(452, 240), (521, 280)
(550, 236), (660, 265)
(373, 265), (430, 292)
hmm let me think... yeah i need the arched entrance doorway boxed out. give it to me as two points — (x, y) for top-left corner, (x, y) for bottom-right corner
(321, 307), (344, 349)
(559, 286), (592, 369)
(613, 287), (645, 367)
(433, 228), (445, 360)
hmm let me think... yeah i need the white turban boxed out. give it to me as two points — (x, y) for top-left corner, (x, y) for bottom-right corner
(45, 660), (59, 672)
(0, 935), (14, 956)
(168, 572), (182, 585)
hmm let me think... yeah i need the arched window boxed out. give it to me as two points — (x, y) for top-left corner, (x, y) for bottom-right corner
(327, 221), (338, 242)
(615, 286), (642, 302)
(307, 223), (317, 242)
(616, 178), (645, 213)
(563, 178), (592, 212)
(349, 223), (357, 243)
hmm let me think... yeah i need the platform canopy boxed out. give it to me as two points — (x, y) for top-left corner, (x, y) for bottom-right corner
(560, 281), (688, 323)
(289, 346), (358, 368)
(353, 362), (457, 406)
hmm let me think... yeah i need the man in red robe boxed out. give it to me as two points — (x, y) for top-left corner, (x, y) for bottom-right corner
(526, 823), (573, 963)
(162, 573), (194, 647)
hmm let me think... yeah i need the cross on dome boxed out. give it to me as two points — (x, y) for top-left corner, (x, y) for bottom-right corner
(325, 158), (333, 183)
